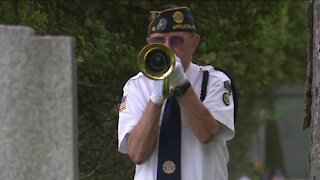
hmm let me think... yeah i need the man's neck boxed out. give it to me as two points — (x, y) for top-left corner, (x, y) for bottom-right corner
(182, 60), (191, 72)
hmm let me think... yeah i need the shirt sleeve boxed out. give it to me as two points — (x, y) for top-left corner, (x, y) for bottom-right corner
(118, 78), (148, 154)
(203, 72), (235, 141)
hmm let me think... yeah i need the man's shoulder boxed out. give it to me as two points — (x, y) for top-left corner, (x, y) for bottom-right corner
(125, 72), (148, 84)
(129, 72), (145, 80)
(194, 63), (230, 82)
(123, 72), (149, 89)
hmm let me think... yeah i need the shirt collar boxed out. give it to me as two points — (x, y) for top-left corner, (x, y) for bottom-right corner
(185, 63), (197, 84)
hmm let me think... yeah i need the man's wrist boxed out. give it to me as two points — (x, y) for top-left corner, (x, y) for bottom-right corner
(173, 80), (191, 97)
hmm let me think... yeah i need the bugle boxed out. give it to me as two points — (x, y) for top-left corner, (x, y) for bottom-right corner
(138, 43), (175, 98)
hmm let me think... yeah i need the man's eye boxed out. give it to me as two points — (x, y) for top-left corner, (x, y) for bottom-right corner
(170, 36), (184, 45)
(153, 37), (165, 43)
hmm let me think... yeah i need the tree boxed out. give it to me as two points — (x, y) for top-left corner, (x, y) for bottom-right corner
(305, 0), (320, 179)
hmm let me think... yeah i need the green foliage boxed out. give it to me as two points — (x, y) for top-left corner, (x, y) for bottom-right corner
(77, 19), (137, 180)
(194, 1), (307, 101)
(0, 0), (308, 179)
(0, 0), (47, 32)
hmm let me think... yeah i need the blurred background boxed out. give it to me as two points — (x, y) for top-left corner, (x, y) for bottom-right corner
(0, 0), (309, 179)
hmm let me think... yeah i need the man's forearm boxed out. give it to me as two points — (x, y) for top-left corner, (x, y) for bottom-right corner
(178, 87), (221, 144)
(127, 100), (161, 164)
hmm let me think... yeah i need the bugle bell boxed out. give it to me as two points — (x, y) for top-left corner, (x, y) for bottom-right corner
(138, 43), (175, 98)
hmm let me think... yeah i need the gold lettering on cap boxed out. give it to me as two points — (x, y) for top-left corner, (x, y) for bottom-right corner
(173, 24), (194, 30)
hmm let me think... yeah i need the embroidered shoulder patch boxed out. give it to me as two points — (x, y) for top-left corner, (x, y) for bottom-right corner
(223, 93), (230, 106)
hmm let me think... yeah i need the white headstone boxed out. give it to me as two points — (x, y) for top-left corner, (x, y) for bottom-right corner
(0, 25), (78, 180)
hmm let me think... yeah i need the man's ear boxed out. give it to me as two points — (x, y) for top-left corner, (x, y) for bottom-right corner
(192, 34), (200, 48)
(191, 34), (200, 53)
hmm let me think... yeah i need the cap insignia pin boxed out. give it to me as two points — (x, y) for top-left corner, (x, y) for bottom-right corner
(173, 11), (184, 23)
(157, 18), (168, 31)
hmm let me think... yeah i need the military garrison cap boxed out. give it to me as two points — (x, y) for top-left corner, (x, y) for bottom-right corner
(148, 6), (196, 34)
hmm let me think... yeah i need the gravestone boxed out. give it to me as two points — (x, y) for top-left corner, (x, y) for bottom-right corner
(0, 25), (78, 180)
(275, 85), (310, 179)
(249, 85), (310, 179)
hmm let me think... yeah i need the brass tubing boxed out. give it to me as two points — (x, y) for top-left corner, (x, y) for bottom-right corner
(138, 43), (175, 97)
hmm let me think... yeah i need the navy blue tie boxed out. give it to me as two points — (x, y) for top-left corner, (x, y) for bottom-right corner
(157, 96), (181, 180)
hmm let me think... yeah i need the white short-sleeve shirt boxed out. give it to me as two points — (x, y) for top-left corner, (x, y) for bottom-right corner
(118, 63), (235, 180)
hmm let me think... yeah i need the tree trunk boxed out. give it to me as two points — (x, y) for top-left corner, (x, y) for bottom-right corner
(310, 0), (320, 179)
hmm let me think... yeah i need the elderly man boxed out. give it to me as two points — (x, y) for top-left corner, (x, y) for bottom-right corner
(118, 4), (235, 180)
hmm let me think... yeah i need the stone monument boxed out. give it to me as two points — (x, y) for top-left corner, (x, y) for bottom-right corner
(0, 25), (78, 180)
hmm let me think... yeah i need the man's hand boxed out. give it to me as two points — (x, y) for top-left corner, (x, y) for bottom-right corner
(150, 80), (165, 106)
(169, 56), (187, 89)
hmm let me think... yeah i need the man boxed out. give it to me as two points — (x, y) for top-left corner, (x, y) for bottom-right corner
(118, 4), (235, 180)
